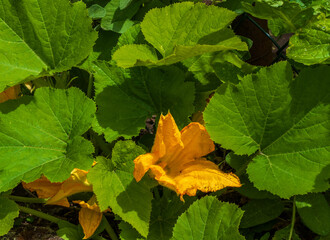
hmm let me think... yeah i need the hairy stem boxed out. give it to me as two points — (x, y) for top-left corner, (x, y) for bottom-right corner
(9, 195), (47, 204)
(288, 196), (296, 240)
(18, 205), (70, 225)
(103, 216), (118, 240)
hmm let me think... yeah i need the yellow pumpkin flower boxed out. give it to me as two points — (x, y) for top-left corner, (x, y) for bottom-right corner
(133, 113), (241, 200)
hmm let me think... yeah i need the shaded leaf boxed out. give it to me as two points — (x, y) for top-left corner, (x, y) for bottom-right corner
(101, 0), (142, 33)
(119, 221), (144, 240)
(272, 225), (301, 240)
(92, 62), (195, 142)
(148, 189), (196, 240)
(240, 199), (284, 228)
(242, 0), (314, 36)
(88, 4), (106, 19)
(296, 193), (330, 236)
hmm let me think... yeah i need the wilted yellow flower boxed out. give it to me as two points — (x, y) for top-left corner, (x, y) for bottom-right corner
(0, 85), (21, 103)
(23, 169), (93, 207)
(73, 195), (104, 239)
(134, 113), (241, 200)
(23, 167), (108, 238)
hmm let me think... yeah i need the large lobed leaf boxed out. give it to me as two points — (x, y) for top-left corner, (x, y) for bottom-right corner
(92, 61), (195, 142)
(0, 87), (95, 192)
(171, 196), (244, 240)
(0, 0), (97, 91)
(112, 2), (248, 68)
(87, 141), (155, 238)
(204, 62), (330, 198)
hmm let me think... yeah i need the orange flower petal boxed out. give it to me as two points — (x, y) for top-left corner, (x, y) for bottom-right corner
(74, 196), (103, 239)
(173, 160), (241, 199)
(180, 123), (215, 159)
(23, 176), (61, 199)
(152, 113), (183, 157)
(47, 169), (93, 205)
(133, 153), (158, 182)
(0, 85), (21, 103)
(22, 177), (70, 207)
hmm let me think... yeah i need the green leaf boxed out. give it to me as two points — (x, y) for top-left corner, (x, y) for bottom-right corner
(57, 225), (83, 240)
(226, 153), (278, 199)
(112, 2), (248, 67)
(110, 24), (147, 57)
(0, 87), (95, 192)
(148, 189), (196, 240)
(287, 14), (330, 65)
(101, 0), (142, 33)
(242, 0), (314, 36)
(260, 233), (271, 240)
(0, 0), (97, 91)
(240, 199), (284, 228)
(119, 0), (133, 10)
(92, 62), (195, 142)
(119, 221), (144, 240)
(80, 30), (120, 72)
(272, 225), (301, 240)
(182, 53), (221, 93)
(88, 4), (106, 19)
(296, 193), (330, 236)
(87, 141), (153, 238)
(171, 196), (244, 240)
(0, 197), (19, 236)
(204, 62), (330, 198)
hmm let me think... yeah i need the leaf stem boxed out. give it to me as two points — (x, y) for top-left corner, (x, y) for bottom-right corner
(18, 205), (69, 225)
(288, 196), (296, 240)
(8, 195), (47, 204)
(154, 186), (161, 200)
(103, 216), (118, 240)
(87, 73), (93, 98)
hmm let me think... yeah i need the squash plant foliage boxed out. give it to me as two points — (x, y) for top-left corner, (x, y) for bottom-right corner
(0, 0), (329, 239)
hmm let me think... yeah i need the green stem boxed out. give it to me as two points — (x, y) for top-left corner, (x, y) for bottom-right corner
(9, 195), (47, 204)
(87, 73), (93, 98)
(18, 205), (68, 225)
(153, 186), (161, 200)
(103, 216), (118, 240)
(288, 196), (296, 240)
